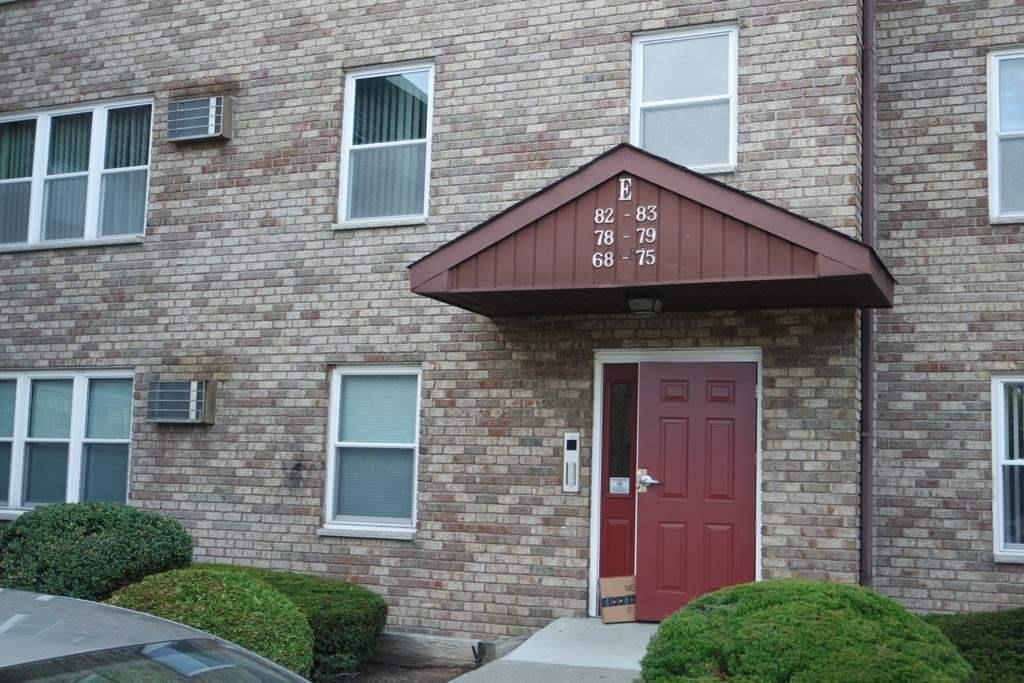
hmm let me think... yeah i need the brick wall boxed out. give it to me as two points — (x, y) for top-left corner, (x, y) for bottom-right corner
(874, 0), (1024, 612)
(0, 0), (865, 637)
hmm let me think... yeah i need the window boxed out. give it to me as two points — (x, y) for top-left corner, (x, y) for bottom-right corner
(338, 64), (433, 226)
(989, 50), (1024, 221)
(0, 371), (133, 512)
(0, 100), (152, 248)
(632, 26), (738, 172)
(994, 377), (1024, 560)
(324, 366), (420, 538)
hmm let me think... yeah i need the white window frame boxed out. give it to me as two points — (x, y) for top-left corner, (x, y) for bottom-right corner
(336, 62), (434, 229)
(321, 365), (421, 540)
(631, 25), (739, 174)
(0, 98), (153, 252)
(0, 369), (134, 519)
(989, 50), (1024, 223)
(993, 376), (1024, 562)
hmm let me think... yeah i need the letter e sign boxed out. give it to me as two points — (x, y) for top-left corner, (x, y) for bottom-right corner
(619, 177), (632, 202)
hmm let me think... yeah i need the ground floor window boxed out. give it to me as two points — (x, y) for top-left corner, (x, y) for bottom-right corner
(0, 370), (133, 510)
(994, 376), (1024, 559)
(324, 366), (420, 534)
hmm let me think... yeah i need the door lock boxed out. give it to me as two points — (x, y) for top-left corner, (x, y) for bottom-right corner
(637, 468), (661, 492)
(639, 474), (661, 487)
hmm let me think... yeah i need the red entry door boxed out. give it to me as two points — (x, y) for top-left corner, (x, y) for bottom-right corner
(634, 362), (757, 621)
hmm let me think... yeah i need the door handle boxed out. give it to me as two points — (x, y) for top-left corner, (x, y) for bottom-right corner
(639, 474), (661, 487)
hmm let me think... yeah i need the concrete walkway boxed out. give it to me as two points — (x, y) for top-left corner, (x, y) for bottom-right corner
(455, 618), (657, 682)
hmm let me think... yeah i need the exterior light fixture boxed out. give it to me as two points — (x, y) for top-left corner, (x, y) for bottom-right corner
(626, 290), (663, 315)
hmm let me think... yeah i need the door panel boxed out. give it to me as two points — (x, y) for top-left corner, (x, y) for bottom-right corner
(658, 522), (687, 592)
(599, 364), (637, 579)
(659, 418), (688, 497)
(635, 362), (756, 621)
(705, 419), (735, 500)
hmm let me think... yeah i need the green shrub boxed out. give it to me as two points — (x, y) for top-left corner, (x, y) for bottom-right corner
(107, 567), (314, 676)
(0, 502), (192, 601)
(927, 608), (1024, 682)
(194, 563), (387, 680)
(641, 579), (972, 682)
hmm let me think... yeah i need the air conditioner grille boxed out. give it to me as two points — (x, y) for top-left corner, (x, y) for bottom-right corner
(167, 96), (232, 142)
(146, 380), (208, 423)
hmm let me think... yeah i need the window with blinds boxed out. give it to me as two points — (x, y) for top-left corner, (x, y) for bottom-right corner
(997, 378), (1024, 557)
(339, 64), (433, 225)
(0, 371), (133, 510)
(0, 100), (152, 248)
(326, 367), (420, 531)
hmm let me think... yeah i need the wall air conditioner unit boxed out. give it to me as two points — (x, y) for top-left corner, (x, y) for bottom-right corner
(167, 96), (233, 142)
(146, 380), (216, 424)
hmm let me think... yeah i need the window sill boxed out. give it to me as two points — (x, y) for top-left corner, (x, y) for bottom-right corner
(0, 235), (144, 254)
(990, 214), (1024, 225)
(689, 164), (736, 175)
(994, 551), (1024, 564)
(333, 217), (427, 231)
(0, 509), (26, 521)
(318, 525), (416, 541)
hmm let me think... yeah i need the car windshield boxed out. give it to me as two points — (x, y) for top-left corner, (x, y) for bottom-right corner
(0, 638), (302, 683)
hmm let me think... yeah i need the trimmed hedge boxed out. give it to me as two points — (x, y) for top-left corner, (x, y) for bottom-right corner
(0, 502), (192, 601)
(641, 579), (972, 682)
(107, 567), (314, 676)
(194, 563), (387, 680)
(927, 608), (1024, 682)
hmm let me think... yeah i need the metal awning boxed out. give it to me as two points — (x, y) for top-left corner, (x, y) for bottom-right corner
(409, 144), (894, 317)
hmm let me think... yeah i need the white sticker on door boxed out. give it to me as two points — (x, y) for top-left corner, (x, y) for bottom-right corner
(609, 477), (630, 495)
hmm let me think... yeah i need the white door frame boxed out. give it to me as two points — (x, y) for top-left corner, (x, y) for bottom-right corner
(587, 347), (764, 617)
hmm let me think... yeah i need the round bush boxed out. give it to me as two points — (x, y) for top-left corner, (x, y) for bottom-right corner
(641, 579), (972, 682)
(0, 502), (192, 601)
(194, 563), (387, 681)
(107, 568), (314, 676)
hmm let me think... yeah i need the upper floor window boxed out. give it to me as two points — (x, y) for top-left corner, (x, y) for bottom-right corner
(339, 64), (434, 227)
(632, 26), (738, 173)
(0, 370), (133, 512)
(989, 51), (1024, 222)
(0, 100), (152, 248)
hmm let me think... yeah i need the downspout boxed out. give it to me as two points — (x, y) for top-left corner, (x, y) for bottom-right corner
(859, 0), (876, 588)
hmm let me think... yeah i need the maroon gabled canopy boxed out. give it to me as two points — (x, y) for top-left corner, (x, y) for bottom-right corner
(409, 144), (894, 317)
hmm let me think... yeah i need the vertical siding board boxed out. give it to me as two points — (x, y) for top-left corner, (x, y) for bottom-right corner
(453, 258), (474, 290)
(701, 207), (724, 280)
(655, 187), (679, 283)
(767, 236), (793, 276)
(792, 246), (817, 276)
(553, 202), (576, 289)
(477, 245), (497, 289)
(495, 235), (517, 286)
(722, 217), (747, 278)
(745, 226), (769, 278)
(514, 222), (536, 288)
(534, 214), (556, 288)
(680, 197), (702, 280)
(574, 189), (596, 287)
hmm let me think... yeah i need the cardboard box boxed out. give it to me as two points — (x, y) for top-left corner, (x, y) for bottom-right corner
(599, 575), (636, 623)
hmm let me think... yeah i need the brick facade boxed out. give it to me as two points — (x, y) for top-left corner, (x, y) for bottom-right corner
(873, 0), (1024, 612)
(0, 0), (1018, 638)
